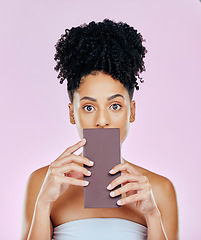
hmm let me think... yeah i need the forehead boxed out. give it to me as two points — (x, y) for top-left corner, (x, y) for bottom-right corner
(75, 72), (129, 99)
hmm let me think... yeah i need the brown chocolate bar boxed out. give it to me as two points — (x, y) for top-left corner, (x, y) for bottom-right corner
(83, 128), (121, 208)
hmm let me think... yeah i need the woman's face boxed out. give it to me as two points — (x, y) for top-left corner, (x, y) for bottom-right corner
(69, 71), (135, 144)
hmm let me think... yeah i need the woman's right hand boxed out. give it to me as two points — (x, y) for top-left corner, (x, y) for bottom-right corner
(37, 138), (93, 205)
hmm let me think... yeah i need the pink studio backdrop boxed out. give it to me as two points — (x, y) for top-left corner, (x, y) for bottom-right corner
(0, 0), (200, 239)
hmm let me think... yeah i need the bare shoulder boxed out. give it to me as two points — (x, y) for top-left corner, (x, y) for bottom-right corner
(24, 166), (49, 200)
(28, 165), (49, 188)
(23, 165), (49, 213)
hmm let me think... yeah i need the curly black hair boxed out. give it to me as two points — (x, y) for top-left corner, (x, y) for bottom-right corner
(54, 19), (147, 102)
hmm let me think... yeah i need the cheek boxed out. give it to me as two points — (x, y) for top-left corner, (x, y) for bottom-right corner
(111, 108), (129, 125)
(76, 109), (94, 128)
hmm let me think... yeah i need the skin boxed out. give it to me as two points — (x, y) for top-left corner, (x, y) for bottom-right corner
(21, 71), (179, 240)
(69, 71), (135, 143)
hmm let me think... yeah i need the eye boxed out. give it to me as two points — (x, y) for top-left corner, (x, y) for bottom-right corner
(83, 105), (95, 112)
(110, 103), (122, 111)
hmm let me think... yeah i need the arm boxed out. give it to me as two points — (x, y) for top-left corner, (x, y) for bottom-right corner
(145, 208), (167, 240)
(20, 139), (93, 240)
(151, 178), (179, 240)
(20, 168), (53, 240)
(107, 163), (179, 240)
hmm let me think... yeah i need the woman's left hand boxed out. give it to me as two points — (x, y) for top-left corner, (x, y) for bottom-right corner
(107, 162), (158, 216)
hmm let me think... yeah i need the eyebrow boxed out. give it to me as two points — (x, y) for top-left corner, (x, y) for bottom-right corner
(80, 94), (124, 102)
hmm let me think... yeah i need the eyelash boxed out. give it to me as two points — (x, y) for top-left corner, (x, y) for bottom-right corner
(82, 103), (122, 112)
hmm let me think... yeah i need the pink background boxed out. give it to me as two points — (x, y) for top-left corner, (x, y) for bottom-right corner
(1, 0), (200, 239)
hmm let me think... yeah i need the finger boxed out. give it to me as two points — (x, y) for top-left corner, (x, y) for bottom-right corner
(117, 187), (152, 206)
(107, 173), (147, 190)
(52, 153), (94, 167)
(116, 191), (144, 206)
(53, 175), (89, 187)
(109, 182), (147, 198)
(58, 139), (86, 159)
(109, 162), (142, 176)
(50, 162), (92, 177)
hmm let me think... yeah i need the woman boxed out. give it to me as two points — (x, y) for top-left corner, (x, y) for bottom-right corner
(21, 19), (179, 240)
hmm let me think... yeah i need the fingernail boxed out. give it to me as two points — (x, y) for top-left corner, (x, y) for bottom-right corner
(109, 169), (114, 174)
(87, 170), (91, 175)
(117, 200), (122, 205)
(110, 191), (115, 197)
(89, 161), (94, 165)
(107, 184), (111, 190)
(84, 181), (89, 186)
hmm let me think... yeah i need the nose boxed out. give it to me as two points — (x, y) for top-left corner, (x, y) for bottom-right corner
(95, 109), (110, 128)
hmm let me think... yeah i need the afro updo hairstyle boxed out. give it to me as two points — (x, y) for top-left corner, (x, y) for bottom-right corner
(54, 19), (147, 103)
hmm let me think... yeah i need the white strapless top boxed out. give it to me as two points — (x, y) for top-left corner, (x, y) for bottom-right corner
(52, 218), (147, 240)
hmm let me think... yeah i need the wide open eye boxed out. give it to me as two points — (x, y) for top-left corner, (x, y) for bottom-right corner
(83, 105), (95, 112)
(110, 103), (122, 111)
